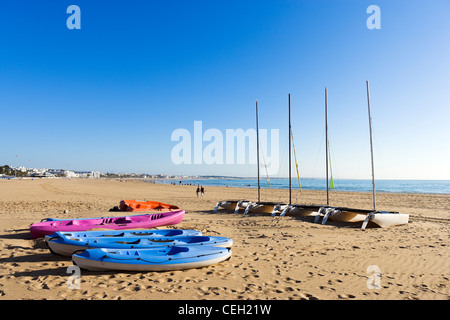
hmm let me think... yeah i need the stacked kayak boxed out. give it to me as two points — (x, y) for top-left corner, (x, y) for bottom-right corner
(46, 233), (233, 256)
(30, 200), (232, 271)
(72, 246), (232, 272)
(29, 210), (185, 239)
(119, 200), (179, 212)
(51, 228), (202, 239)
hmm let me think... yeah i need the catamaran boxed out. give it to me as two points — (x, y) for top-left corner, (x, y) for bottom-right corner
(215, 83), (409, 229)
(214, 100), (279, 215)
(270, 92), (329, 218)
(325, 81), (409, 229)
(236, 99), (289, 215)
(213, 199), (250, 213)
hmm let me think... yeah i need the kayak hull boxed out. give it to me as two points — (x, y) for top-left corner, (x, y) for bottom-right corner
(119, 200), (179, 212)
(329, 208), (409, 227)
(72, 246), (232, 272)
(214, 200), (250, 213)
(238, 201), (285, 214)
(30, 210), (185, 239)
(48, 229), (202, 239)
(46, 235), (233, 256)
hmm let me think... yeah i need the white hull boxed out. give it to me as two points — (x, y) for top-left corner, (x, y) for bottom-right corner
(48, 242), (88, 256)
(48, 238), (232, 257)
(214, 200), (239, 212)
(371, 213), (409, 228)
(249, 204), (278, 214)
(286, 205), (324, 217)
(214, 200), (251, 213)
(72, 251), (232, 272)
(329, 211), (368, 223)
(48, 240), (233, 257)
(238, 202), (285, 215)
(330, 210), (409, 228)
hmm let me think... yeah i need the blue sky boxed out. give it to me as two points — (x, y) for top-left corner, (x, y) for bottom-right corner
(0, 0), (449, 179)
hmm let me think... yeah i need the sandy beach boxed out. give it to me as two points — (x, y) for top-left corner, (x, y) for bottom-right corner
(0, 178), (448, 300)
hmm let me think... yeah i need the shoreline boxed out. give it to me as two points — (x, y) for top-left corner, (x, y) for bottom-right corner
(154, 178), (450, 196)
(0, 178), (449, 300)
(3, 176), (450, 196)
(1, 178), (450, 219)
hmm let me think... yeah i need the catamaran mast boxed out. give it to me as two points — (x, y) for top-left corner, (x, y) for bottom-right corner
(325, 87), (329, 206)
(256, 100), (261, 202)
(366, 80), (376, 211)
(288, 93), (292, 205)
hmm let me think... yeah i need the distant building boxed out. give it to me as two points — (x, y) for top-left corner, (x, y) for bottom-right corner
(90, 171), (100, 179)
(68, 170), (101, 179)
(1, 165), (103, 179)
(65, 170), (78, 178)
(29, 168), (54, 177)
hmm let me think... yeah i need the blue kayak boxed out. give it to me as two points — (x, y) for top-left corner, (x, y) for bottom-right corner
(72, 246), (232, 271)
(47, 234), (233, 256)
(46, 228), (202, 239)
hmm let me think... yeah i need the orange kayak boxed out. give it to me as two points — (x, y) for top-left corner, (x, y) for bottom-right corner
(119, 200), (179, 212)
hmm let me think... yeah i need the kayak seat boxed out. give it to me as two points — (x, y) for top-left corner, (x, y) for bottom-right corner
(167, 246), (189, 255)
(66, 220), (82, 226)
(114, 217), (132, 224)
(185, 236), (209, 243)
(166, 230), (183, 236)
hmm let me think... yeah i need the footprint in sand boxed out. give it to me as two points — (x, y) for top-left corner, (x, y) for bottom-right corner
(297, 292), (319, 300)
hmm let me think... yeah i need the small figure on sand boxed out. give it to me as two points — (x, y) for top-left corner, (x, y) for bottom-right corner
(196, 185), (200, 198)
(200, 186), (205, 197)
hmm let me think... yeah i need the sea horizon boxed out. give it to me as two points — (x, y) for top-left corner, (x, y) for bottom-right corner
(155, 177), (450, 195)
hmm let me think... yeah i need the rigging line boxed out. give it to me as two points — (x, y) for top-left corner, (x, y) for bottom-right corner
(259, 141), (271, 188)
(278, 140), (289, 202)
(328, 136), (340, 189)
(290, 130), (302, 191)
(327, 137), (335, 189)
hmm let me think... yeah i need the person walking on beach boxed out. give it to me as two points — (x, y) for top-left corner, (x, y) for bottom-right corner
(196, 185), (200, 198)
(200, 186), (205, 197)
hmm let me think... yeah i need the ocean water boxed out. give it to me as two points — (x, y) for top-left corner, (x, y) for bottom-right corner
(159, 178), (450, 195)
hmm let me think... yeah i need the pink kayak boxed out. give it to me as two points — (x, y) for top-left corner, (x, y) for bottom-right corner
(29, 210), (185, 239)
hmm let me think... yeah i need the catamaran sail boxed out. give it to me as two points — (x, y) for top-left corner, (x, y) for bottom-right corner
(291, 131), (301, 191)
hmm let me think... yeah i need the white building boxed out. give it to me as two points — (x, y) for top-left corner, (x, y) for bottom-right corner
(90, 171), (100, 179)
(65, 170), (101, 178)
(65, 170), (78, 178)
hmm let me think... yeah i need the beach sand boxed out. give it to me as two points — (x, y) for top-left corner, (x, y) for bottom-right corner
(0, 178), (448, 300)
